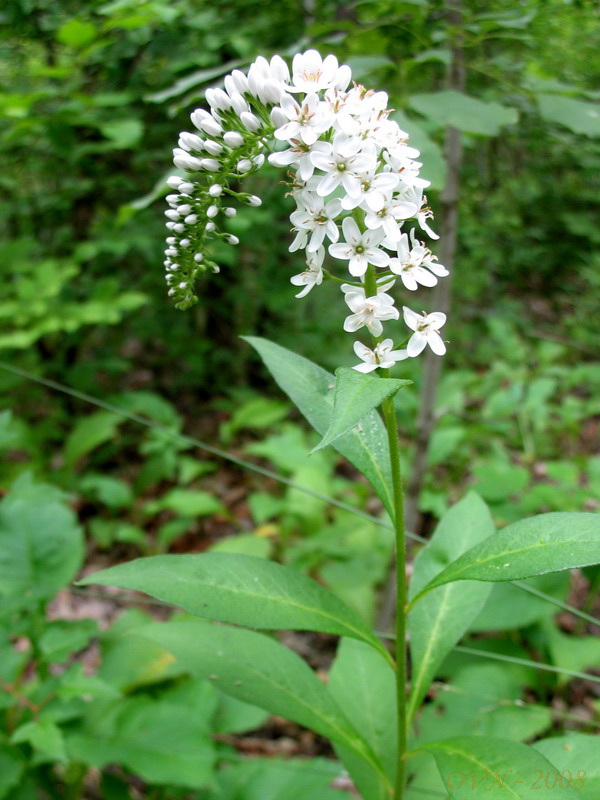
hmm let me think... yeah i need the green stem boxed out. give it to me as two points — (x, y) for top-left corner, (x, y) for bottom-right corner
(380, 392), (408, 800)
(362, 263), (408, 797)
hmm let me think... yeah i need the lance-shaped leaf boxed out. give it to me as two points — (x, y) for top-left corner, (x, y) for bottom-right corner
(407, 494), (494, 721)
(534, 735), (600, 800)
(141, 619), (385, 777)
(415, 736), (580, 799)
(78, 553), (391, 662)
(243, 336), (394, 516)
(412, 512), (600, 603)
(312, 368), (411, 453)
(329, 638), (396, 800)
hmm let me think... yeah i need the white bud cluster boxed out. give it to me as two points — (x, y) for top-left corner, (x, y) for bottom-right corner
(163, 49), (449, 367)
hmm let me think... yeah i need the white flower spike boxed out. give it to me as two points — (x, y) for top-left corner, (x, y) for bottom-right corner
(163, 48), (448, 366)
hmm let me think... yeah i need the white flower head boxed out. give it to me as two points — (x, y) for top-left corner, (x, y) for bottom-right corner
(329, 217), (390, 277)
(344, 290), (399, 337)
(290, 50), (351, 94)
(403, 307), (447, 356)
(274, 93), (332, 146)
(290, 248), (325, 298)
(353, 339), (409, 373)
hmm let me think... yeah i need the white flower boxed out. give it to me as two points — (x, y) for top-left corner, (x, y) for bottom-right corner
(289, 49), (351, 94)
(341, 170), (400, 212)
(289, 194), (342, 253)
(389, 231), (448, 290)
(364, 194), (416, 243)
(290, 248), (324, 297)
(328, 217), (390, 277)
(274, 93), (332, 146)
(268, 140), (317, 182)
(352, 339), (409, 373)
(403, 307), (447, 356)
(310, 134), (377, 197)
(344, 290), (399, 336)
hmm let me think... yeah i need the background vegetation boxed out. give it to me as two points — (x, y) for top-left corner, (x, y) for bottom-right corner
(1, 0), (599, 798)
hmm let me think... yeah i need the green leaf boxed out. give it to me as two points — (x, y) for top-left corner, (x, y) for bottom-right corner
(212, 758), (350, 800)
(141, 619), (383, 770)
(470, 572), (571, 631)
(415, 512), (600, 599)
(39, 620), (98, 663)
(329, 638), (396, 800)
(312, 368), (410, 453)
(537, 94), (600, 138)
(220, 396), (289, 444)
(99, 119), (144, 149)
(144, 488), (225, 517)
(11, 719), (67, 763)
(98, 609), (186, 692)
(409, 91), (518, 136)
(243, 336), (394, 517)
(79, 553), (389, 660)
(63, 411), (122, 467)
(67, 696), (216, 788)
(0, 742), (24, 800)
(0, 475), (84, 602)
(534, 735), (600, 800)
(408, 493), (495, 719)
(413, 664), (551, 746)
(416, 736), (580, 799)
(56, 19), (97, 48)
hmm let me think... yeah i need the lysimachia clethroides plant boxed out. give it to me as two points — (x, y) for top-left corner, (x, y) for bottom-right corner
(82, 51), (600, 800)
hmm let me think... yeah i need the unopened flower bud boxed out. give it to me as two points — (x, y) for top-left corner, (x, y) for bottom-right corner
(205, 221), (216, 232)
(230, 93), (249, 115)
(226, 235), (239, 245)
(204, 140), (223, 156)
(237, 158), (252, 173)
(206, 88), (232, 111)
(206, 205), (219, 218)
(173, 223), (185, 233)
(270, 107), (287, 127)
(209, 184), (223, 197)
(224, 207), (236, 218)
(184, 214), (198, 224)
(200, 116), (223, 137)
(230, 69), (250, 94)
(224, 130), (244, 148)
(166, 175), (183, 189)
(201, 158), (221, 171)
(173, 153), (203, 171)
(177, 204), (192, 215)
(194, 253), (204, 263)
(179, 132), (204, 152)
(179, 182), (195, 194)
(247, 195), (262, 207)
(240, 111), (261, 132)
(165, 210), (180, 221)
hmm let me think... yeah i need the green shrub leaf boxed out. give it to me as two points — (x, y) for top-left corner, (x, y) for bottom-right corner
(79, 553), (390, 660)
(329, 638), (396, 800)
(141, 619), (383, 771)
(408, 493), (495, 719)
(243, 336), (394, 516)
(312, 368), (411, 453)
(415, 512), (600, 599)
(416, 736), (580, 798)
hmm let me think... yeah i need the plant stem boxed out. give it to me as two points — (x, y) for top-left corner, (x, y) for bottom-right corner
(380, 389), (408, 800)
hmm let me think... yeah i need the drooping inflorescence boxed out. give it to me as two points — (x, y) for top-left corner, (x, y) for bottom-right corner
(163, 50), (449, 371)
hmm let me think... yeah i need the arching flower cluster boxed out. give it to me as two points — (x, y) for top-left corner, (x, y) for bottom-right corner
(163, 50), (448, 371)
